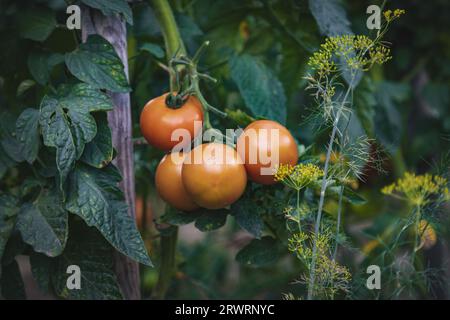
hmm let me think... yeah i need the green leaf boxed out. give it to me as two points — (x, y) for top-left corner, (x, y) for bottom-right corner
(328, 185), (367, 205)
(66, 164), (152, 266)
(27, 51), (64, 85)
(16, 108), (40, 164)
(52, 221), (123, 299)
(353, 78), (377, 137)
(0, 145), (16, 180)
(230, 54), (287, 124)
(308, 0), (351, 36)
(0, 112), (25, 163)
(29, 252), (52, 293)
(194, 209), (228, 232)
(19, 8), (56, 41)
(231, 197), (263, 239)
(308, 0), (362, 87)
(16, 79), (36, 97)
(161, 209), (201, 226)
(16, 189), (68, 257)
(236, 236), (284, 267)
(0, 259), (26, 299)
(65, 35), (130, 93)
(39, 83), (113, 187)
(81, 0), (133, 25)
(374, 81), (410, 153)
(0, 195), (18, 278)
(80, 114), (113, 168)
(140, 43), (165, 59)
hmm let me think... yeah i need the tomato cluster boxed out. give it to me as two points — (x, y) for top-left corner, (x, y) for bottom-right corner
(140, 93), (299, 211)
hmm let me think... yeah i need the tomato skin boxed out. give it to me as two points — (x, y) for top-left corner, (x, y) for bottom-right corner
(182, 143), (247, 210)
(140, 93), (203, 151)
(155, 153), (199, 211)
(236, 120), (298, 185)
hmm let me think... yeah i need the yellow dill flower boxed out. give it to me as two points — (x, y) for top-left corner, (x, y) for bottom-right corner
(276, 163), (323, 190)
(274, 163), (294, 182)
(383, 10), (392, 21)
(381, 172), (448, 206)
(418, 220), (437, 250)
(384, 8), (405, 22)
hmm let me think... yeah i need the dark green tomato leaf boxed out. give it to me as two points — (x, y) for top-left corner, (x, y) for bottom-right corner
(308, 0), (362, 87)
(80, 114), (113, 168)
(29, 252), (52, 293)
(19, 8), (56, 42)
(0, 145), (16, 180)
(16, 108), (40, 164)
(27, 51), (64, 85)
(236, 236), (285, 268)
(0, 259), (26, 300)
(231, 197), (263, 239)
(353, 78), (377, 137)
(374, 81), (410, 153)
(65, 165), (152, 266)
(81, 0), (133, 25)
(0, 112), (25, 163)
(140, 43), (165, 59)
(65, 35), (130, 93)
(194, 209), (228, 232)
(308, 0), (351, 37)
(40, 106), (76, 188)
(161, 209), (201, 226)
(0, 195), (18, 278)
(230, 54), (287, 124)
(52, 221), (123, 299)
(39, 83), (113, 187)
(16, 189), (68, 257)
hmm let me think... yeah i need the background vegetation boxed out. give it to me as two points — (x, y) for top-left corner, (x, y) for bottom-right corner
(1, 0), (449, 300)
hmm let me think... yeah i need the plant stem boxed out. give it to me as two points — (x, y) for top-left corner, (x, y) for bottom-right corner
(152, 226), (178, 299)
(411, 205), (421, 266)
(307, 76), (355, 300)
(332, 185), (344, 261)
(151, 0), (185, 299)
(152, 0), (186, 92)
(296, 189), (302, 233)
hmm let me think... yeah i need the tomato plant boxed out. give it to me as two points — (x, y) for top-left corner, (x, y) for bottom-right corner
(1, 0), (449, 302)
(155, 152), (198, 211)
(182, 143), (247, 209)
(237, 120), (299, 185)
(140, 93), (203, 150)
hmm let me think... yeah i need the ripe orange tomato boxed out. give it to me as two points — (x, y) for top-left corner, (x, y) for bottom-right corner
(140, 93), (203, 151)
(182, 143), (247, 209)
(236, 120), (298, 185)
(155, 152), (199, 211)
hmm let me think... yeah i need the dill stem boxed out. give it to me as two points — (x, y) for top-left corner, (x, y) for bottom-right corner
(296, 189), (302, 233)
(411, 205), (421, 265)
(333, 185), (345, 261)
(307, 76), (355, 300)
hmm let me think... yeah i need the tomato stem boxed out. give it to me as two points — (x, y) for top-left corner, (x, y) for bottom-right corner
(151, 0), (186, 300)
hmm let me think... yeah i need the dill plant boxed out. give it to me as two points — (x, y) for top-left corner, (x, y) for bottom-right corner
(375, 172), (450, 297)
(280, 8), (405, 300)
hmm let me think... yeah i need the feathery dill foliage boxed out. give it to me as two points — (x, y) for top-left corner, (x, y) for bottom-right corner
(373, 172), (450, 298)
(288, 229), (351, 299)
(296, 8), (405, 300)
